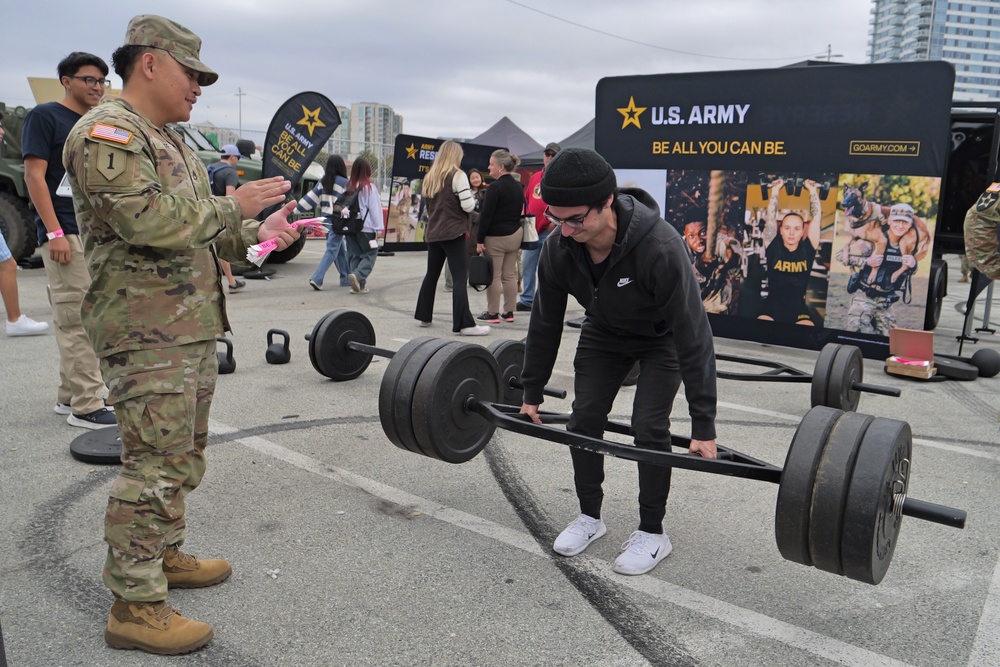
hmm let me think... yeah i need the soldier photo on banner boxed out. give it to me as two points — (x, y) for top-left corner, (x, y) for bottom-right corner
(825, 173), (939, 336)
(663, 169), (746, 316)
(387, 176), (421, 243)
(740, 173), (836, 327)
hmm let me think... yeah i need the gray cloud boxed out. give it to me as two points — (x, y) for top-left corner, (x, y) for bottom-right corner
(2, 0), (872, 144)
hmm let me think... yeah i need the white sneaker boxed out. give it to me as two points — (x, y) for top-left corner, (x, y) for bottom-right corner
(459, 325), (491, 336)
(348, 273), (362, 293)
(418, 321), (432, 328)
(6, 314), (48, 337)
(56, 401), (113, 415)
(613, 529), (672, 575)
(553, 514), (606, 556)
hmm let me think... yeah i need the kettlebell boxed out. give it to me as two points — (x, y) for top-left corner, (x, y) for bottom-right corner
(217, 337), (236, 374)
(265, 328), (291, 365)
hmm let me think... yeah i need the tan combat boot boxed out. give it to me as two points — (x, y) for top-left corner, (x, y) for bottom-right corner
(163, 545), (232, 589)
(105, 599), (213, 655)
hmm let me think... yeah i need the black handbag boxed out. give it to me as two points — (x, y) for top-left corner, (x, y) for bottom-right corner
(468, 253), (493, 292)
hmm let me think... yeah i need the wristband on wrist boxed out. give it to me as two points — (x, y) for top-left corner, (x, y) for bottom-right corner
(46, 229), (65, 241)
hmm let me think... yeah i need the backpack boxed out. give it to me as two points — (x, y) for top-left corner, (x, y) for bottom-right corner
(207, 162), (235, 197)
(330, 188), (365, 235)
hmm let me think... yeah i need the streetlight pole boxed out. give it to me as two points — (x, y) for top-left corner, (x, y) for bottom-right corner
(235, 87), (246, 135)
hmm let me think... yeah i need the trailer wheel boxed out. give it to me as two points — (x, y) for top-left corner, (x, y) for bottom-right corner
(924, 257), (947, 330)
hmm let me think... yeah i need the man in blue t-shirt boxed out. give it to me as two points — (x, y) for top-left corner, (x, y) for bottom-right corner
(22, 52), (115, 429)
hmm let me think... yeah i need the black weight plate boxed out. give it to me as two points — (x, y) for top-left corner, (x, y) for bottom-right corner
(810, 344), (841, 408)
(308, 311), (334, 377)
(932, 356), (979, 381)
(487, 339), (526, 405)
(377, 336), (439, 454)
(775, 405), (843, 567)
(315, 309), (376, 381)
(69, 427), (122, 465)
(841, 416), (911, 585)
(827, 345), (863, 411)
(411, 342), (501, 464)
(807, 412), (873, 576)
(390, 337), (454, 456)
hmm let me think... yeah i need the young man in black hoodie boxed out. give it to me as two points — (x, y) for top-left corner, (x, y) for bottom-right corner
(519, 148), (718, 576)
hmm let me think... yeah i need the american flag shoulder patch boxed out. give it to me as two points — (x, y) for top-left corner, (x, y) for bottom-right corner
(90, 123), (133, 145)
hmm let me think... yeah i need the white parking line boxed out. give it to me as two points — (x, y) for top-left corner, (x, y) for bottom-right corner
(211, 418), (917, 667)
(971, 557), (1000, 665)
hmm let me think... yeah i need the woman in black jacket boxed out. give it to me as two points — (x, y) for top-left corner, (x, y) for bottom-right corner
(476, 149), (524, 323)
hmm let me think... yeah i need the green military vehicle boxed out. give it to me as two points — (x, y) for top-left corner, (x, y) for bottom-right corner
(0, 104), (319, 265)
(0, 103), (38, 264)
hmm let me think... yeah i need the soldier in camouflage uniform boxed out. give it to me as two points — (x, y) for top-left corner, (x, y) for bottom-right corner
(63, 15), (299, 656)
(965, 183), (1000, 280)
(839, 204), (920, 336)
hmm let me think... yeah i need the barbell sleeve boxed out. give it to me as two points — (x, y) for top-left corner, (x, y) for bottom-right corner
(900, 497), (967, 529)
(851, 381), (901, 398)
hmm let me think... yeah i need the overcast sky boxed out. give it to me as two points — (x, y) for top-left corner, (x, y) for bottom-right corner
(3, 0), (874, 144)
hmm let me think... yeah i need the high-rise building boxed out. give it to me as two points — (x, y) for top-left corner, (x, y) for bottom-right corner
(349, 102), (403, 155)
(868, 0), (1000, 100)
(325, 104), (352, 157)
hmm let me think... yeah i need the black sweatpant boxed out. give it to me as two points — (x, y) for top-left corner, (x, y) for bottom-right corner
(567, 321), (682, 534)
(414, 236), (476, 332)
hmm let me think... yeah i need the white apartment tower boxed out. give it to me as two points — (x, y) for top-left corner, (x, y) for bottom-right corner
(868, 0), (1000, 100)
(349, 102), (403, 155)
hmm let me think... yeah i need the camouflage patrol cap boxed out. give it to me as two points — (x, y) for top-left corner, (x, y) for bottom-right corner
(889, 203), (914, 222)
(124, 15), (219, 86)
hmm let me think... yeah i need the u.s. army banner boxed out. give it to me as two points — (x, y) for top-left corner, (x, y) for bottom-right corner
(262, 92), (341, 186)
(596, 62), (955, 359)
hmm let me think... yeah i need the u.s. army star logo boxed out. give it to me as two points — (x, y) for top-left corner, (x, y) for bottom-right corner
(976, 190), (999, 212)
(617, 96), (646, 130)
(296, 106), (326, 136)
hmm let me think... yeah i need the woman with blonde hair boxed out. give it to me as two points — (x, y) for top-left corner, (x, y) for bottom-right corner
(413, 141), (490, 335)
(476, 148), (524, 323)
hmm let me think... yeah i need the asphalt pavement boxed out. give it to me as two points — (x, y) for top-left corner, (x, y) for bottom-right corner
(1, 243), (998, 667)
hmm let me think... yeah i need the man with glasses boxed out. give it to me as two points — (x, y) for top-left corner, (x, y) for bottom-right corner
(519, 148), (718, 576)
(22, 52), (116, 429)
(517, 141), (560, 312)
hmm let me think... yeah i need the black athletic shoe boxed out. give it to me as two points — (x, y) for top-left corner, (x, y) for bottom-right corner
(67, 407), (117, 430)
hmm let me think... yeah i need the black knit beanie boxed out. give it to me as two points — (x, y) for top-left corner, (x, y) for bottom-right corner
(540, 148), (617, 206)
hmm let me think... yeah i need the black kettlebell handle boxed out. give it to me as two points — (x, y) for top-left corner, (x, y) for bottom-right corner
(217, 337), (236, 374)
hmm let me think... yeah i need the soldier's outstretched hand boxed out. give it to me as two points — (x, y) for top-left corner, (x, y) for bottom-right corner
(234, 176), (292, 219)
(257, 200), (300, 251)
